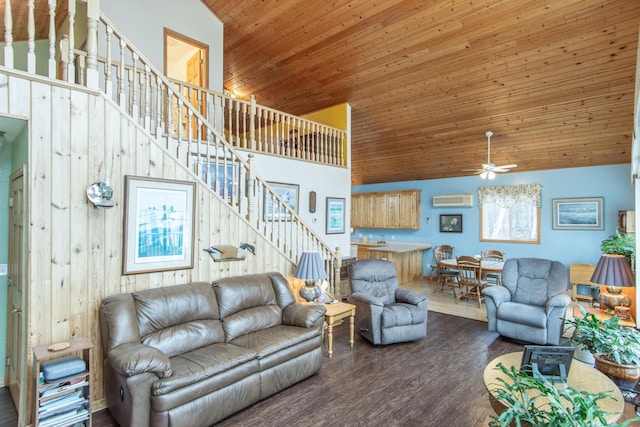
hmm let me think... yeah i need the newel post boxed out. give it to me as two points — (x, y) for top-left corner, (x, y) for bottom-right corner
(4, 0), (13, 68)
(333, 247), (342, 299)
(246, 154), (256, 222)
(85, 0), (100, 89)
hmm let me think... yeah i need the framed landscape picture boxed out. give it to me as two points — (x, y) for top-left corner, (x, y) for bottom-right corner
(326, 197), (346, 234)
(264, 181), (299, 220)
(552, 197), (604, 230)
(123, 176), (196, 274)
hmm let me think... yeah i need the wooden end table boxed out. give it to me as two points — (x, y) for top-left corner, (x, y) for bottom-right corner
(323, 301), (355, 358)
(573, 305), (636, 328)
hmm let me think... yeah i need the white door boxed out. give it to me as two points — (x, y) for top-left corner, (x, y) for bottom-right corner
(5, 166), (27, 424)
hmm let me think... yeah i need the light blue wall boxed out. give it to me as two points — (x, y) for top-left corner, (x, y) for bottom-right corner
(353, 164), (634, 274)
(0, 123), (28, 382)
(0, 137), (12, 381)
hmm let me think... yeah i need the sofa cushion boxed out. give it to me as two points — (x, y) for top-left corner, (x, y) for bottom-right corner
(381, 303), (426, 328)
(133, 283), (223, 357)
(214, 274), (285, 341)
(214, 274), (278, 317)
(230, 325), (320, 359)
(222, 305), (283, 342)
(151, 343), (257, 397)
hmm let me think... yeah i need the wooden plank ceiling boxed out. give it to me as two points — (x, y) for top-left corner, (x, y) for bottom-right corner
(204, 0), (640, 185)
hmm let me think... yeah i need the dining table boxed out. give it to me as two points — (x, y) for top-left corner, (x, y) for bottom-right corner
(438, 257), (505, 273)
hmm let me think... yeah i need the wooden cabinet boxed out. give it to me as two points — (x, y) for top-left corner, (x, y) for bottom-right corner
(351, 190), (420, 229)
(32, 337), (92, 427)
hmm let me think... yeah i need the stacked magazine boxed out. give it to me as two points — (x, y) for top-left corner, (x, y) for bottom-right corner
(38, 378), (89, 427)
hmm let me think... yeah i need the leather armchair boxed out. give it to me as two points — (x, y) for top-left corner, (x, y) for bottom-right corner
(482, 258), (571, 345)
(348, 259), (427, 345)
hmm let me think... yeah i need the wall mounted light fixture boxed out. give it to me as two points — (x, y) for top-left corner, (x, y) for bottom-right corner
(86, 181), (115, 208)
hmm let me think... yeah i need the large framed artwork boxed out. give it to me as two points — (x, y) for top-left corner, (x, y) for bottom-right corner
(123, 176), (196, 274)
(326, 197), (346, 234)
(264, 181), (299, 220)
(440, 214), (463, 233)
(552, 197), (604, 230)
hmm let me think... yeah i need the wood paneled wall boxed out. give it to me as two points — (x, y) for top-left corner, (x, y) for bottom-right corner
(0, 70), (296, 411)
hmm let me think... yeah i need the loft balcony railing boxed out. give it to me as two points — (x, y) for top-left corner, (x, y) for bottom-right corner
(0, 0), (343, 295)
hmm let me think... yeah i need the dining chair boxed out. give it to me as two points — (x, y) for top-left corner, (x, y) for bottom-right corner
(433, 245), (460, 299)
(457, 255), (487, 307)
(481, 250), (505, 285)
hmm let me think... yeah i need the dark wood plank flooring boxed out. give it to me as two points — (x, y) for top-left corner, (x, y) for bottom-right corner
(2, 312), (638, 426)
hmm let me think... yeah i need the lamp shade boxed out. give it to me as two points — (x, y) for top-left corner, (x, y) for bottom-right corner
(590, 254), (635, 287)
(294, 251), (327, 280)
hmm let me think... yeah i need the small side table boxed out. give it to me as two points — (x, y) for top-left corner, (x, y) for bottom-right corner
(573, 305), (636, 328)
(323, 301), (356, 358)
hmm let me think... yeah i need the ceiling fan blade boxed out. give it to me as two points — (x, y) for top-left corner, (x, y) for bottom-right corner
(496, 164), (518, 169)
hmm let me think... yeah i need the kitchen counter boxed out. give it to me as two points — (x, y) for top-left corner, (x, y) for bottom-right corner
(351, 241), (432, 283)
(367, 242), (432, 253)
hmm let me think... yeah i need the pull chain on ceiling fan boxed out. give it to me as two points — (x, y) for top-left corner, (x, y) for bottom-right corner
(463, 131), (517, 179)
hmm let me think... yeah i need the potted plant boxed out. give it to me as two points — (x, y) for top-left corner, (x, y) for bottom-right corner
(488, 362), (639, 426)
(600, 230), (636, 263)
(566, 306), (640, 388)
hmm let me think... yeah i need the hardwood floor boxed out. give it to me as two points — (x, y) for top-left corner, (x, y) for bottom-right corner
(2, 280), (638, 426)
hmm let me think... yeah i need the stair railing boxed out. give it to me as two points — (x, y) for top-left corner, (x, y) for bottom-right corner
(169, 80), (347, 167)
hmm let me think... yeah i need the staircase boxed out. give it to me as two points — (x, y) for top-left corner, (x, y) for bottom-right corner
(1, 0), (345, 294)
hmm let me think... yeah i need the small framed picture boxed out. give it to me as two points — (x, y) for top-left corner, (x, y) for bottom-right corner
(440, 214), (463, 233)
(326, 197), (346, 234)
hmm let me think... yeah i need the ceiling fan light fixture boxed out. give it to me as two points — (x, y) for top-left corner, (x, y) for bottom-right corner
(487, 171), (496, 180)
(480, 171), (488, 179)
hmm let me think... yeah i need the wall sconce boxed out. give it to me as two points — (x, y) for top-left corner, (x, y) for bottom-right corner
(86, 181), (115, 208)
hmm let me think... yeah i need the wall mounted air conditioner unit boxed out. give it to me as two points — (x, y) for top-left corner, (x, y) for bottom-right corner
(432, 194), (474, 208)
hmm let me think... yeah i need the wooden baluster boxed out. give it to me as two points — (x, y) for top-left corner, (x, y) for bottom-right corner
(250, 95), (256, 151)
(241, 101), (247, 149)
(143, 64), (151, 130)
(155, 76), (162, 137)
(67, 0), (75, 83)
(27, 0), (35, 73)
(118, 39), (126, 108)
(77, 54), (86, 86)
(48, 0), (56, 78)
(4, 0), (13, 68)
(104, 26), (113, 97)
(176, 99), (184, 146)
(167, 89), (174, 138)
(85, 0), (99, 89)
(59, 35), (68, 81)
(131, 53), (139, 121)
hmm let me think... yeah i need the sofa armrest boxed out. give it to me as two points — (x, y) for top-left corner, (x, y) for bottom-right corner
(349, 292), (384, 307)
(546, 293), (572, 312)
(481, 285), (511, 306)
(395, 288), (426, 305)
(107, 342), (172, 378)
(282, 302), (326, 328)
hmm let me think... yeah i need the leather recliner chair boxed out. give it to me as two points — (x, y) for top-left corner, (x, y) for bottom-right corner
(348, 259), (428, 345)
(482, 257), (571, 345)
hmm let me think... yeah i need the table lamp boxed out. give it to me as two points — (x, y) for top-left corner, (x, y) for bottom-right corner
(294, 251), (327, 302)
(590, 254), (635, 315)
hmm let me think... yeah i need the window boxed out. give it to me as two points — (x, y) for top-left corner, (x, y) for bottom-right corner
(479, 184), (541, 244)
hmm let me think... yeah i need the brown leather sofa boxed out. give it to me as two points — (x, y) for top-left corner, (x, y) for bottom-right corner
(99, 272), (326, 427)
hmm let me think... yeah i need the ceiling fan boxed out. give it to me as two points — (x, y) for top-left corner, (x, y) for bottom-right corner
(464, 131), (517, 179)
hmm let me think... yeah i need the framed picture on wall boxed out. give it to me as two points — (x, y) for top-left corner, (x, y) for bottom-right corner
(122, 176), (196, 274)
(264, 181), (299, 221)
(552, 197), (604, 230)
(440, 214), (463, 233)
(326, 197), (346, 234)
